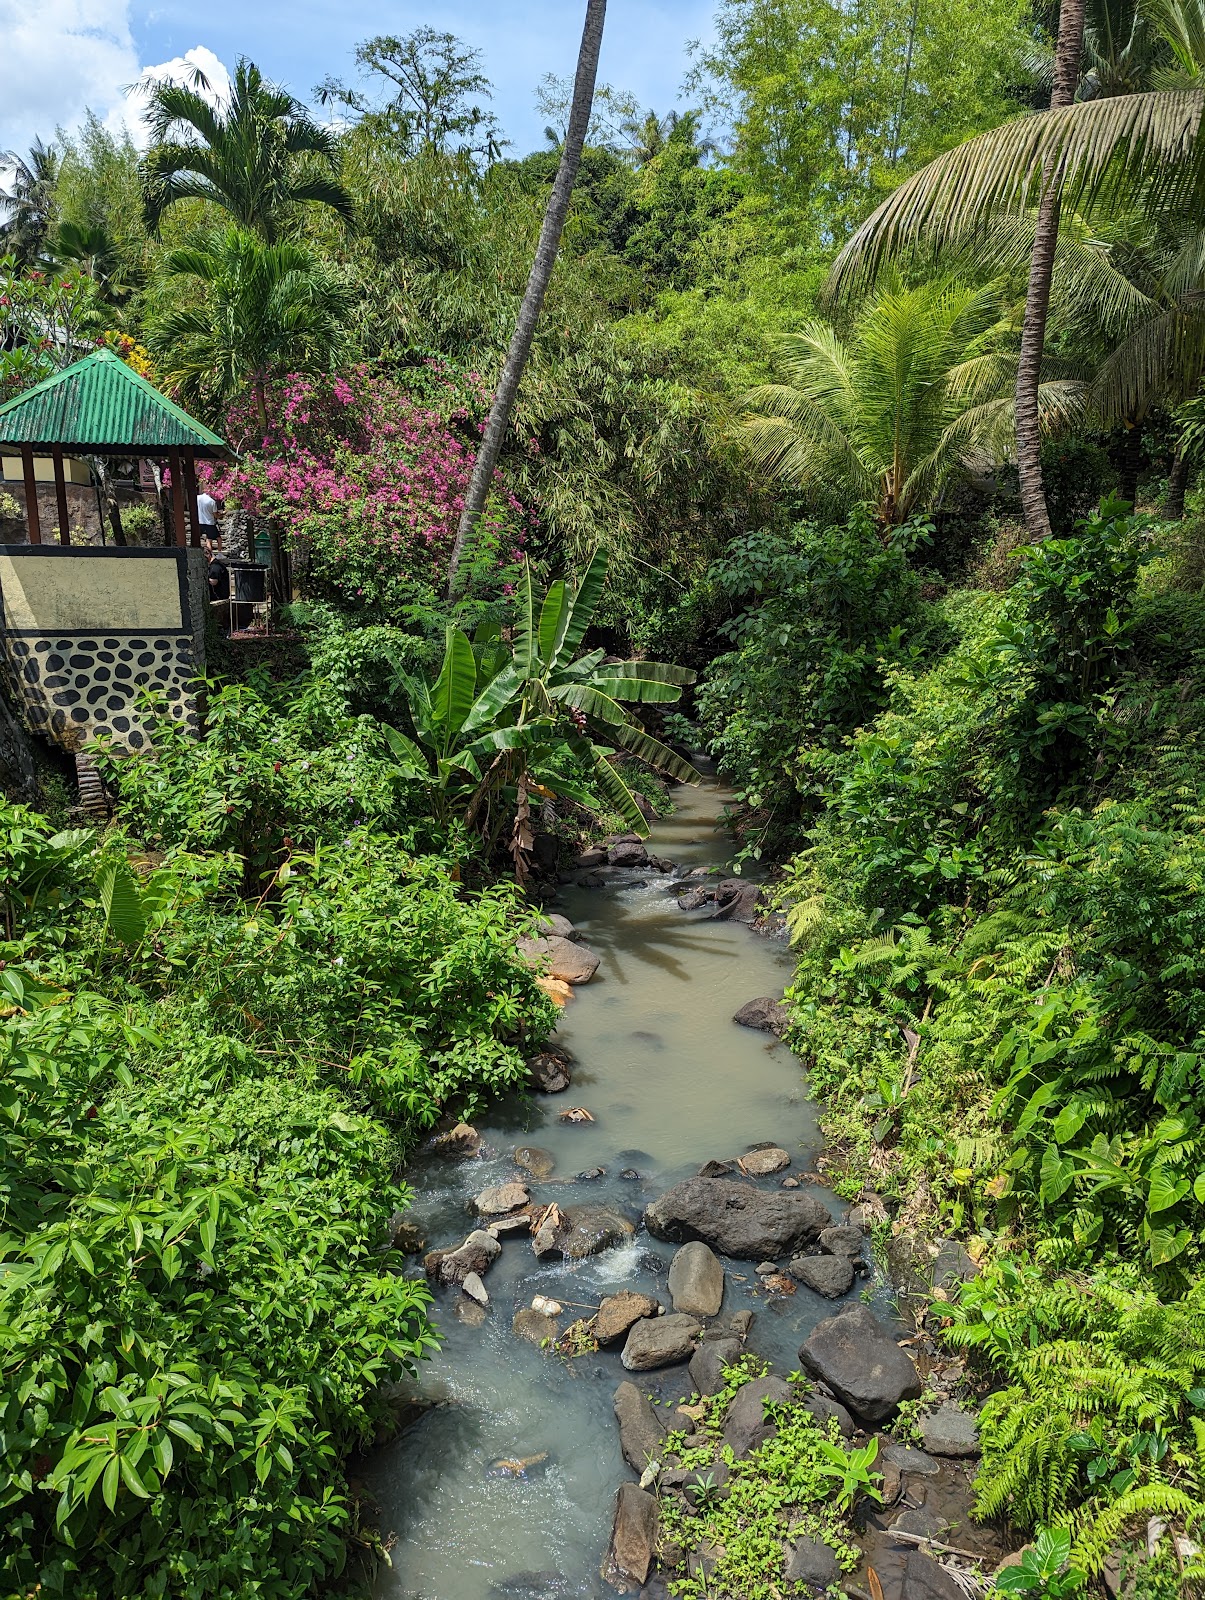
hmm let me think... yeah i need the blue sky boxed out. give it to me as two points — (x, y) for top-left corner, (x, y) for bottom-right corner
(3, 0), (718, 161)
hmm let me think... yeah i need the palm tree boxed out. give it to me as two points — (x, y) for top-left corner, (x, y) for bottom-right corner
(141, 59), (353, 242)
(446, 0), (607, 598)
(739, 278), (1080, 527)
(0, 140), (59, 264)
(149, 225), (351, 427)
(828, 5), (1205, 537)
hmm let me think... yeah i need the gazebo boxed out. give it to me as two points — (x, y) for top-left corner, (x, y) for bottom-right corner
(0, 351), (230, 804)
(0, 347), (229, 546)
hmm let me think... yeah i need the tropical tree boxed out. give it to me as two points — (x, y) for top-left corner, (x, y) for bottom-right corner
(388, 549), (699, 873)
(149, 226), (351, 427)
(0, 140), (59, 264)
(827, 7), (1205, 536)
(447, 0), (608, 596)
(316, 28), (504, 162)
(738, 277), (1080, 525)
(141, 59), (353, 241)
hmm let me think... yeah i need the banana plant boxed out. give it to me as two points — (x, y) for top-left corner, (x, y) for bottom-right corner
(385, 551), (701, 868)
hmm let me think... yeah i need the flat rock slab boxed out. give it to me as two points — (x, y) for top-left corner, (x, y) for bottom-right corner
(689, 1336), (743, 1396)
(878, 1550), (967, 1600)
(606, 1482), (658, 1589)
(799, 1304), (921, 1424)
(733, 996), (789, 1035)
(621, 1313), (701, 1371)
(738, 1145), (791, 1176)
(517, 934), (601, 985)
(608, 842), (649, 867)
(881, 1443), (942, 1477)
(790, 1253), (855, 1298)
(613, 1380), (666, 1473)
(723, 1374), (793, 1457)
(476, 1182), (531, 1216)
(645, 1177), (829, 1260)
(596, 1291), (661, 1346)
(920, 1402), (981, 1458)
(668, 1240), (725, 1317)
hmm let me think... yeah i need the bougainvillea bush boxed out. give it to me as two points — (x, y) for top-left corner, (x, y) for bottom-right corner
(205, 363), (531, 618)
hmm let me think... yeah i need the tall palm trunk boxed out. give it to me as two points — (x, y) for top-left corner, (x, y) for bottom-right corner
(446, 0), (607, 598)
(1015, 0), (1087, 540)
(1119, 416), (1144, 505)
(1166, 443), (1192, 517)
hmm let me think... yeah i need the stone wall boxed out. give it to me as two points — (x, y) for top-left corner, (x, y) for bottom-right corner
(0, 547), (207, 756)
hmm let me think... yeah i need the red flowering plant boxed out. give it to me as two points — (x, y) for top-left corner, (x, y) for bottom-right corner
(202, 362), (531, 619)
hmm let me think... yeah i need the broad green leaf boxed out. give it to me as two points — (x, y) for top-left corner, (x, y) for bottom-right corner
(429, 628), (477, 739)
(537, 579), (570, 666)
(69, 1236), (95, 1276)
(1147, 1167), (1190, 1214)
(1148, 1224), (1191, 1265)
(382, 725), (429, 777)
(101, 1455), (120, 1511)
(551, 548), (609, 670)
(95, 858), (147, 946)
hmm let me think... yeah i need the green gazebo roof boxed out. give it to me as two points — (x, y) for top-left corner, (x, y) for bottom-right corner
(0, 349), (228, 457)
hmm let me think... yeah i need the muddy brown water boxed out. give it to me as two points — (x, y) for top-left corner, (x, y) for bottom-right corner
(365, 777), (863, 1600)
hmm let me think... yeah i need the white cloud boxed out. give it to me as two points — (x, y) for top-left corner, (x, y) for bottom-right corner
(0, 0), (138, 153)
(121, 46), (232, 146)
(0, 0), (230, 157)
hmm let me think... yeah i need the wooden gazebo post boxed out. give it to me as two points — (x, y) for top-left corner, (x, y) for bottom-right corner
(167, 450), (188, 547)
(50, 446), (71, 545)
(19, 445), (41, 544)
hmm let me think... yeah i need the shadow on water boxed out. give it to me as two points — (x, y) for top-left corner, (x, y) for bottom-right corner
(365, 775), (846, 1600)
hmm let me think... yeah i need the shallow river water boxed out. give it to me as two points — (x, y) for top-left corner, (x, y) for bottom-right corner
(365, 777), (848, 1600)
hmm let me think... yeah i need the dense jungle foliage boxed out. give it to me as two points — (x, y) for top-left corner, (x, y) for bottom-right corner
(4, 0), (1205, 1593)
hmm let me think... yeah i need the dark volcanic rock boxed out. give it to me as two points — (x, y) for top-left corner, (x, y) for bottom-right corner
(527, 1048), (573, 1093)
(668, 1240), (725, 1317)
(732, 996), (790, 1036)
(609, 842), (649, 868)
(819, 1223), (865, 1258)
(424, 1229), (501, 1286)
(785, 1538), (842, 1587)
(799, 1304), (921, 1424)
(560, 1204), (635, 1259)
(688, 1336), (743, 1396)
(606, 1483), (658, 1589)
(645, 1177), (828, 1260)
(789, 1253), (855, 1298)
(920, 1402), (980, 1458)
(803, 1390), (855, 1437)
(614, 1380), (667, 1473)
(722, 1375), (793, 1457)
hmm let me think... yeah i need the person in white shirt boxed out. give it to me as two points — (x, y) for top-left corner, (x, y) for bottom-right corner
(197, 491), (220, 547)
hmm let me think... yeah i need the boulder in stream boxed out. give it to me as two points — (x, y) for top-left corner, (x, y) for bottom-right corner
(527, 1048), (573, 1093)
(738, 1144), (791, 1176)
(614, 1380), (666, 1472)
(608, 841), (649, 868)
(789, 1253), (855, 1298)
(512, 1307), (559, 1345)
(517, 934), (601, 985)
(605, 1482), (658, 1590)
(798, 1304), (921, 1424)
(732, 996), (790, 1036)
(513, 1145), (556, 1180)
(668, 1241), (725, 1317)
(621, 1313), (701, 1371)
(819, 1223), (865, 1258)
(475, 1181), (531, 1217)
(595, 1291), (661, 1346)
(432, 1121), (482, 1158)
(536, 913), (580, 940)
(425, 1229), (501, 1286)
(645, 1177), (829, 1260)
(562, 1205), (636, 1259)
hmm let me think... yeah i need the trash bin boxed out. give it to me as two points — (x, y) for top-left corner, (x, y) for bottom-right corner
(226, 561), (268, 631)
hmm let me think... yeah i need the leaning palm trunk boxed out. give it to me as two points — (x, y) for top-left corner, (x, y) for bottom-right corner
(446, 0), (607, 598)
(1016, 0), (1088, 539)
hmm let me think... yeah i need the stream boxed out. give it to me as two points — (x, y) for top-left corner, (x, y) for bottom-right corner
(365, 776), (852, 1600)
